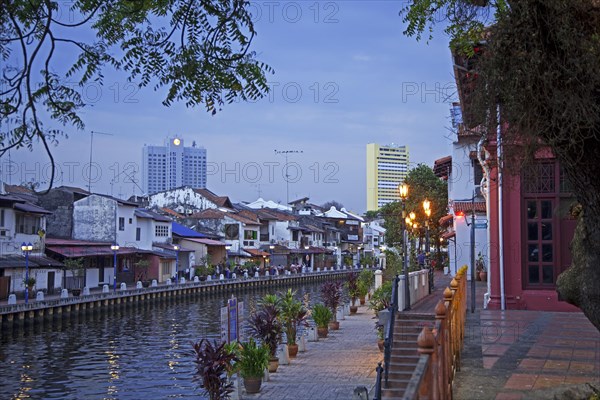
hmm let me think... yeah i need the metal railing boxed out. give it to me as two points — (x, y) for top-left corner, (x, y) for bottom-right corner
(383, 274), (400, 387)
(373, 362), (384, 400)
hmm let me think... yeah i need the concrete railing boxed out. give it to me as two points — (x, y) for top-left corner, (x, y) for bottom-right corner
(396, 269), (429, 311)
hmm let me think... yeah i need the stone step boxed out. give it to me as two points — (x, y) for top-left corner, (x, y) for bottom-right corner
(387, 370), (415, 381)
(381, 388), (407, 399)
(392, 347), (419, 357)
(388, 361), (420, 372)
(390, 354), (421, 364)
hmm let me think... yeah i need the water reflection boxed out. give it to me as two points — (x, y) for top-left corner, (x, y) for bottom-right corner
(1, 282), (335, 399)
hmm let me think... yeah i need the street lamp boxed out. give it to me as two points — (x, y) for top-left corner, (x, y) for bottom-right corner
(173, 244), (180, 283)
(21, 242), (33, 304)
(398, 183), (410, 310)
(269, 244), (275, 267)
(110, 244), (119, 293)
(423, 199), (433, 293)
(304, 245), (310, 271)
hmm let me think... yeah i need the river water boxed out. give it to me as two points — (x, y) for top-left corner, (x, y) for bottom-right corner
(1, 281), (338, 399)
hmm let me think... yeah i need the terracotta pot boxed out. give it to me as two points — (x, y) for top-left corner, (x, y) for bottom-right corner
(268, 357), (279, 373)
(359, 296), (366, 305)
(479, 271), (487, 281)
(288, 343), (299, 358)
(329, 320), (340, 330)
(378, 339), (384, 353)
(350, 305), (358, 315)
(317, 326), (328, 338)
(243, 376), (262, 394)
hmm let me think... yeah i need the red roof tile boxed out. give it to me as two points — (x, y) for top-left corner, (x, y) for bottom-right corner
(453, 201), (486, 213)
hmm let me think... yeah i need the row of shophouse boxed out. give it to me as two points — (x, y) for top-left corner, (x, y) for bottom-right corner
(0, 185), (385, 299)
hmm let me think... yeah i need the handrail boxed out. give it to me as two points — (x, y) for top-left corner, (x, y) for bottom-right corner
(383, 274), (400, 387)
(373, 362), (384, 400)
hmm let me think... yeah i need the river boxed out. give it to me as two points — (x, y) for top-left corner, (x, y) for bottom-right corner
(0, 281), (338, 399)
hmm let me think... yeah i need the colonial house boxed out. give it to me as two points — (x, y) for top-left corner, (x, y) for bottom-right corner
(0, 194), (63, 299)
(452, 46), (577, 311)
(171, 222), (226, 273)
(362, 220), (386, 267)
(320, 206), (364, 266)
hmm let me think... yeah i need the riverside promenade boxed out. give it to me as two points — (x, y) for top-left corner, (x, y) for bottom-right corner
(242, 302), (383, 400)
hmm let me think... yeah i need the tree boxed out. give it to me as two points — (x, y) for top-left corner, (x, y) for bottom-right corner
(380, 164), (448, 252)
(321, 200), (344, 211)
(1, 0), (273, 189)
(402, 0), (600, 331)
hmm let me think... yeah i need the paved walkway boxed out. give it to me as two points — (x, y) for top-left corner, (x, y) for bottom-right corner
(241, 303), (383, 400)
(454, 281), (600, 399)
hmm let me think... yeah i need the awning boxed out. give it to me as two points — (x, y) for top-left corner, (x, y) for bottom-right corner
(441, 231), (456, 240)
(183, 238), (227, 246)
(243, 248), (270, 257)
(453, 201), (486, 214)
(46, 246), (150, 258)
(0, 254), (63, 268)
(439, 214), (454, 226)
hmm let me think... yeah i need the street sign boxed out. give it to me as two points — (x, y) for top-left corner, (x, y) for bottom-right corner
(474, 222), (488, 229)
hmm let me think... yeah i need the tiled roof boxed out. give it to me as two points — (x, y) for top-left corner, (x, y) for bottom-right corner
(243, 248), (270, 257)
(182, 238), (226, 246)
(14, 202), (51, 214)
(439, 214), (454, 226)
(434, 156), (452, 180)
(135, 208), (171, 222)
(46, 246), (149, 258)
(161, 207), (183, 218)
(189, 209), (225, 219)
(228, 213), (261, 225)
(453, 201), (487, 213)
(193, 188), (233, 208)
(46, 238), (111, 246)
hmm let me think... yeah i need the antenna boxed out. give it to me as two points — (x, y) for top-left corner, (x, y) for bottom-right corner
(88, 130), (114, 192)
(274, 149), (303, 205)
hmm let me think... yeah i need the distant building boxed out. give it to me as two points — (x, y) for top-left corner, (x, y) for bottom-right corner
(366, 143), (410, 211)
(142, 137), (207, 195)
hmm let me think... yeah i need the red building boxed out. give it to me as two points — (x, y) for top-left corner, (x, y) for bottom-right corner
(453, 47), (579, 312)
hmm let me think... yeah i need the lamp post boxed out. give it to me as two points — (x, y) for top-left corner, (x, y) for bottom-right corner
(269, 244), (275, 268)
(423, 199), (433, 293)
(110, 244), (119, 293)
(174, 244), (180, 283)
(304, 245), (310, 271)
(398, 183), (410, 310)
(21, 242), (33, 304)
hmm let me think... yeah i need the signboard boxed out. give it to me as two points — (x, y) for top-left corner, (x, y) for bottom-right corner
(220, 297), (245, 343)
(228, 297), (238, 342)
(474, 222), (488, 229)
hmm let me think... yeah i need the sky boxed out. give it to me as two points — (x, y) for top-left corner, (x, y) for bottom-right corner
(5, 1), (457, 214)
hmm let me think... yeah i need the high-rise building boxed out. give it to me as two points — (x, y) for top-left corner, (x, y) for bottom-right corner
(143, 137), (207, 195)
(366, 143), (410, 211)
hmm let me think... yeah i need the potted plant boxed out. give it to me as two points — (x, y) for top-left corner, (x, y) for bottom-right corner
(279, 289), (307, 358)
(236, 338), (269, 394)
(64, 257), (85, 295)
(477, 252), (487, 281)
(193, 339), (237, 400)
(346, 272), (360, 314)
(321, 281), (343, 330)
(312, 303), (333, 338)
(358, 269), (374, 304)
(369, 281), (393, 316)
(134, 259), (151, 287)
(247, 304), (282, 373)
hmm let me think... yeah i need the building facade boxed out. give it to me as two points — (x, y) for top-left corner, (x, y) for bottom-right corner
(366, 143), (410, 211)
(142, 137), (207, 195)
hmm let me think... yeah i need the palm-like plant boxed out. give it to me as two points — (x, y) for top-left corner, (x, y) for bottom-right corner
(346, 272), (360, 306)
(279, 289), (307, 346)
(193, 339), (237, 400)
(247, 304), (283, 359)
(321, 281), (343, 322)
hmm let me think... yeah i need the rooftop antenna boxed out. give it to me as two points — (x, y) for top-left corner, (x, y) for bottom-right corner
(274, 149), (303, 205)
(88, 131), (114, 192)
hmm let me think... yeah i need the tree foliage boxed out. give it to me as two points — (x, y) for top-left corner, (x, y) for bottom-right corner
(402, 0), (600, 331)
(0, 0), (273, 189)
(380, 164), (448, 248)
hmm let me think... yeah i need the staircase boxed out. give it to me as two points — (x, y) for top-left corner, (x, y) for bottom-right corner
(381, 313), (435, 399)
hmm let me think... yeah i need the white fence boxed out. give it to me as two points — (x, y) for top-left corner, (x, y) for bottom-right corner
(397, 269), (429, 311)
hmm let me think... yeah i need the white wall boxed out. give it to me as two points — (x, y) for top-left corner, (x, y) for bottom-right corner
(450, 141), (479, 201)
(116, 205), (137, 246)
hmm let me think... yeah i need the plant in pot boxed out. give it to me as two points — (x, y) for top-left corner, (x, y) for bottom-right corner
(312, 303), (333, 338)
(134, 259), (151, 287)
(236, 338), (269, 394)
(247, 304), (283, 373)
(477, 252), (487, 281)
(346, 272), (360, 314)
(321, 281), (343, 330)
(369, 281), (393, 317)
(193, 339), (237, 400)
(279, 289), (307, 358)
(64, 257), (85, 296)
(358, 269), (374, 304)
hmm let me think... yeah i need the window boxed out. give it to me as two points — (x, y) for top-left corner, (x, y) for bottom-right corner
(522, 161), (575, 289)
(136, 228), (141, 241)
(129, 218), (133, 224)
(0, 209), (4, 227)
(118, 217), (125, 231)
(244, 230), (257, 240)
(16, 214), (41, 234)
(292, 231), (299, 241)
(155, 225), (169, 237)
